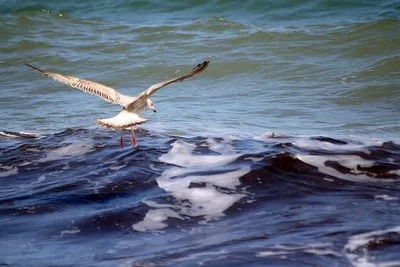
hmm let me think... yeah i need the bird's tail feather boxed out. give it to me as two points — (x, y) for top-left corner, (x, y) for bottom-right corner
(96, 110), (149, 130)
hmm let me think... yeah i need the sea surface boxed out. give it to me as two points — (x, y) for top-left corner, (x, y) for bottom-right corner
(1, 0), (400, 266)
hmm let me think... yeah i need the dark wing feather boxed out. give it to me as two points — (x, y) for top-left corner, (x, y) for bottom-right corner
(126, 61), (209, 110)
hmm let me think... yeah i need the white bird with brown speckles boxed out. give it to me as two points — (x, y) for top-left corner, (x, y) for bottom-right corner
(25, 61), (209, 147)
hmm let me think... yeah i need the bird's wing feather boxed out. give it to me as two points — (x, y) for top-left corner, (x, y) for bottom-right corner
(126, 60), (209, 110)
(25, 63), (124, 105)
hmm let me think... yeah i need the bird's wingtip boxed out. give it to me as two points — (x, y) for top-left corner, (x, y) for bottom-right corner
(192, 60), (210, 72)
(25, 63), (45, 73)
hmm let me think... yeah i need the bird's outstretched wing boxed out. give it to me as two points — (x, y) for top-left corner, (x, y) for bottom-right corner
(25, 63), (124, 105)
(126, 61), (209, 110)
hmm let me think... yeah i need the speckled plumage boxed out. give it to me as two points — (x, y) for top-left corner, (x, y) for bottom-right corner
(26, 61), (210, 130)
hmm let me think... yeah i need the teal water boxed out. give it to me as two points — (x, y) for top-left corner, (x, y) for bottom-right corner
(1, 0), (399, 138)
(1, 2), (400, 266)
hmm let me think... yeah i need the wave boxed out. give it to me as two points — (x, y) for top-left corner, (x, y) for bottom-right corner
(0, 130), (42, 139)
(1, 128), (398, 205)
(1, 128), (399, 266)
(2, 0), (398, 25)
(344, 226), (400, 267)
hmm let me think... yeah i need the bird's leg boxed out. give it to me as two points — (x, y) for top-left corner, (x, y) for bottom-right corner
(120, 135), (124, 148)
(130, 127), (137, 147)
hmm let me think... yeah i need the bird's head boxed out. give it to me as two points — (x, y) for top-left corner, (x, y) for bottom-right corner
(146, 98), (156, 113)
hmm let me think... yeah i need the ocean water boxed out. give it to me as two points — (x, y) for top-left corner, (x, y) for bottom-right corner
(1, 0), (400, 266)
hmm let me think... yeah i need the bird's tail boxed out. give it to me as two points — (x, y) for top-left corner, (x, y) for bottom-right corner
(95, 109), (149, 130)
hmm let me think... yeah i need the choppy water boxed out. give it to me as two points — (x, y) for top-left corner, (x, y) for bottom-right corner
(1, 0), (400, 266)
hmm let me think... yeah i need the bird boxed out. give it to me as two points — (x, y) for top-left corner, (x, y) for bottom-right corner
(25, 60), (210, 147)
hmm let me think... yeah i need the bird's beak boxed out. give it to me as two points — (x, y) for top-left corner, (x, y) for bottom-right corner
(152, 108), (157, 113)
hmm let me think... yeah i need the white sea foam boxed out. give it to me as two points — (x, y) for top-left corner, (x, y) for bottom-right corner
(374, 195), (398, 201)
(257, 251), (289, 257)
(205, 137), (236, 154)
(18, 174), (48, 190)
(172, 249), (227, 266)
(0, 131), (41, 138)
(37, 143), (94, 162)
(344, 226), (400, 267)
(304, 248), (342, 257)
(293, 137), (374, 154)
(0, 132), (14, 137)
(244, 156), (264, 162)
(58, 228), (81, 237)
(37, 175), (46, 183)
(132, 209), (183, 232)
(257, 243), (341, 258)
(18, 161), (32, 167)
(255, 132), (289, 140)
(157, 167), (248, 191)
(133, 139), (248, 232)
(297, 154), (396, 182)
(159, 139), (239, 168)
(290, 135), (399, 182)
(388, 170), (400, 176)
(0, 166), (18, 178)
(109, 164), (127, 171)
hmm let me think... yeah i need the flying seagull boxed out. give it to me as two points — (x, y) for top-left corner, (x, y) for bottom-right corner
(25, 61), (210, 147)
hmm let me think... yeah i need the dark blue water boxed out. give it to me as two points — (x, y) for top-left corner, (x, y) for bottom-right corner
(1, 0), (400, 266)
(1, 129), (399, 266)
